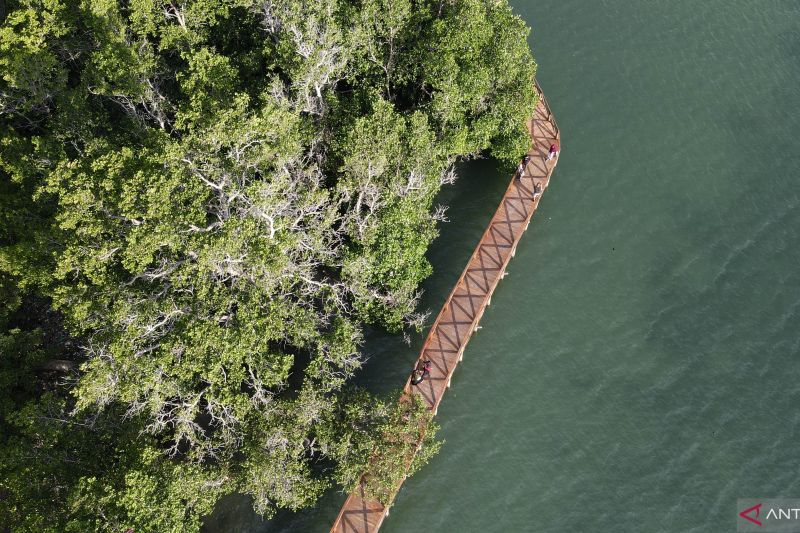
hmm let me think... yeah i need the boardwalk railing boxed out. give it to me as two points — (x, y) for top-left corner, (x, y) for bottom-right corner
(330, 81), (561, 533)
(534, 79), (559, 138)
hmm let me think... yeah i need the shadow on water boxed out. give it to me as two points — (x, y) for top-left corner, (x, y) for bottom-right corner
(354, 158), (514, 394)
(201, 158), (513, 533)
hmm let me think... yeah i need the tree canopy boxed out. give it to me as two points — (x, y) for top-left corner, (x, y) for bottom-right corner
(0, 0), (537, 530)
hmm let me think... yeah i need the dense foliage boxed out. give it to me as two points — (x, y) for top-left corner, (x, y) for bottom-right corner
(0, 0), (537, 530)
(332, 392), (442, 505)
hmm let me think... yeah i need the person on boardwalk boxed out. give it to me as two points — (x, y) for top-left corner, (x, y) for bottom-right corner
(411, 359), (432, 385)
(547, 142), (559, 161)
(516, 154), (530, 179)
(533, 182), (543, 199)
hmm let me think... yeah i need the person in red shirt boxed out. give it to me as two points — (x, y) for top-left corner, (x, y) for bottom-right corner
(547, 142), (560, 161)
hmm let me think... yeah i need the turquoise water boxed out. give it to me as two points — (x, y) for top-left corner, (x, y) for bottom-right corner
(204, 1), (800, 531)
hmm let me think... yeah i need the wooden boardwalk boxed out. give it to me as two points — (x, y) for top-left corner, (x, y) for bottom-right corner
(330, 82), (560, 533)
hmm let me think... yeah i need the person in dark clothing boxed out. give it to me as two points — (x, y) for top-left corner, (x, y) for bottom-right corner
(516, 155), (531, 179)
(411, 359), (433, 385)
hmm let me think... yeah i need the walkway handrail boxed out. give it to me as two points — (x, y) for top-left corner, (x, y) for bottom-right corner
(534, 78), (559, 138)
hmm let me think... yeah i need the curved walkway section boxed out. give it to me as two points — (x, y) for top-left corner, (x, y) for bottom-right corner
(331, 82), (560, 533)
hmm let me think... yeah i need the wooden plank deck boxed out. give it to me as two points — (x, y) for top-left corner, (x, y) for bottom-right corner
(330, 82), (560, 533)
